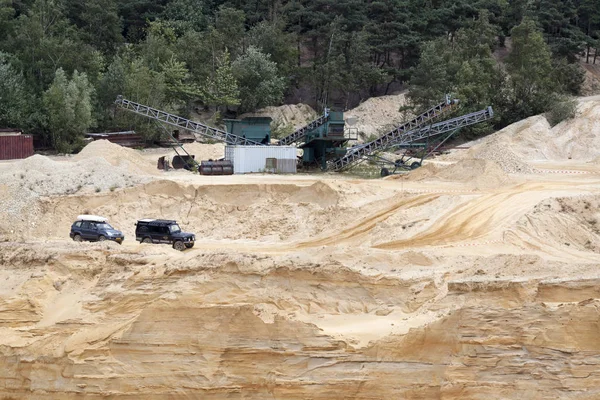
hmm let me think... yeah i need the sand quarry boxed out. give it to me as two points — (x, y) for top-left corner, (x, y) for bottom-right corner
(1, 97), (600, 399)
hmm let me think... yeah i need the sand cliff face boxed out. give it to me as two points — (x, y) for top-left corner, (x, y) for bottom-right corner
(2, 102), (600, 399)
(2, 240), (600, 399)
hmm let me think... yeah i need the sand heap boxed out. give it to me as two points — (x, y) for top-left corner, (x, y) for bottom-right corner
(468, 136), (536, 174)
(241, 103), (318, 131)
(345, 93), (410, 140)
(448, 99), (600, 167)
(177, 142), (225, 161)
(74, 139), (159, 175)
(400, 159), (513, 189)
(0, 154), (149, 229)
(545, 99), (600, 161)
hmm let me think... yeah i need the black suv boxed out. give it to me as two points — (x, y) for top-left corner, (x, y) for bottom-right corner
(70, 215), (124, 244)
(135, 219), (195, 251)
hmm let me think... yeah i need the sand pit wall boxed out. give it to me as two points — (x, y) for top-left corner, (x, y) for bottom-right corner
(511, 195), (600, 254)
(21, 181), (351, 242)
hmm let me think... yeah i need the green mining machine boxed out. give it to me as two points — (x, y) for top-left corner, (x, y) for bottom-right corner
(224, 117), (272, 145)
(290, 109), (352, 170)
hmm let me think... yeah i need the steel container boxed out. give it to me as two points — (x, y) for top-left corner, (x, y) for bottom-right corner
(0, 135), (34, 160)
(225, 145), (297, 174)
(200, 160), (234, 175)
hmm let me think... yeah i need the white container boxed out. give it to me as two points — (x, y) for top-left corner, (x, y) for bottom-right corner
(225, 145), (297, 174)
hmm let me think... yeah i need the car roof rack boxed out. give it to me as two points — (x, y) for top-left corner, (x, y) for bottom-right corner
(77, 215), (108, 223)
(137, 219), (177, 225)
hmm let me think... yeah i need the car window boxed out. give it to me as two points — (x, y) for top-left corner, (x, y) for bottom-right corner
(81, 222), (90, 229)
(90, 223), (97, 230)
(169, 224), (181, 233)
(74, 221), (82, 228)
(138, 225), (149, 232)
(97, 223), (113, 230)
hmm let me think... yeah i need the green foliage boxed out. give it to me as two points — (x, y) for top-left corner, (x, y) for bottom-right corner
(232, 46), (286, 112)
(214, 6), (246, 58)
(202, 49), (240, 110)
(162, 0), (207, 34)
(506, 18), (554, 119)
(247, 20), (298, 79)
(0, 53), (29, 128)
(407, 40), (452, 109)
(118, 0), (169, 42)
(270, 121), (295, 140)
(43, 68), (94, 152)
(0, 0), (597, 151)
(161, 55), (199, 106)
(552, 58), (585, 96)
(546, 96), (578, 127)
(530, 0), (585, 61)
(65, 0), (123, 55)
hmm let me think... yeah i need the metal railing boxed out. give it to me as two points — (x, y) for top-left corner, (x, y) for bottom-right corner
(327, 96), (457, 170)
(114, 96), (265, 146)
(276, 108), (330, 146)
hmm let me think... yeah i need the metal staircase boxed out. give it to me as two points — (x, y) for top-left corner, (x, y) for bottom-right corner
(276, 109), (330, 146)
(114, 96), (265, 146)
(329, 106), (494, 171)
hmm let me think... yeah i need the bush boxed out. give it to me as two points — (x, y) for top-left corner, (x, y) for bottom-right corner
(270, 121), (294, 139)
(546, 97), (578, 127)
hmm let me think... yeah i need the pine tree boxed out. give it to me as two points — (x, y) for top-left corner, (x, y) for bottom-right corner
(203, 49), (240, 111)
(531, 0), (585, 61)
(506, 18), (554, 119)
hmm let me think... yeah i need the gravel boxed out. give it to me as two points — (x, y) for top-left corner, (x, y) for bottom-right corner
(0, 155), (150, 220)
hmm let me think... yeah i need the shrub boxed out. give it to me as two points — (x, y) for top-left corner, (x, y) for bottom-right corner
(546, 97), (578, 127)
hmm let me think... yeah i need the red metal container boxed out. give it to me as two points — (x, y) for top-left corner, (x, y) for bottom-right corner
(0, 135), (34, 160)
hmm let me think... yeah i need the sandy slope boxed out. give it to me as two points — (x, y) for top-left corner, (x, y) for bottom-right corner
(1, 100), (600, 398)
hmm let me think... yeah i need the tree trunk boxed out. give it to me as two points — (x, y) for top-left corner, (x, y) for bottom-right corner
(587, 45), (591, 64)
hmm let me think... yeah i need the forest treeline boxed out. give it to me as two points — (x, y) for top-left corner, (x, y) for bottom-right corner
(0, 0), (598, 151)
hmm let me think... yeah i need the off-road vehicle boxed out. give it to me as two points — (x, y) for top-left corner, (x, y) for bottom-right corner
(70, 215), (124, 244)
(135, 219), (195, 251)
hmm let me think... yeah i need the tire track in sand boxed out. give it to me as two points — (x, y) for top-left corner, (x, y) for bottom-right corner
(294, 194), (441, 249)
(373, 182), (595, 250)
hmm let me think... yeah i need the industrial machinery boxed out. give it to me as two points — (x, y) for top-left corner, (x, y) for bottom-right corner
(276, 109), (330, 146)
(114, 95), (495, 177)
(114, 95), (354, 172)
(328, 105), (495, 173)
(115, 96), (268, 174)
(224, 117), (272, 144)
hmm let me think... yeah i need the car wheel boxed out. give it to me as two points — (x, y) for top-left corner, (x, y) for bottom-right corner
(410, 161), (421, 170)
(173, 240), (185, 251)
(185, 243), (195, 249)
(98, 235), (106, 242)
(73, 234), (83, 242)
(142, 237), (152, 244)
